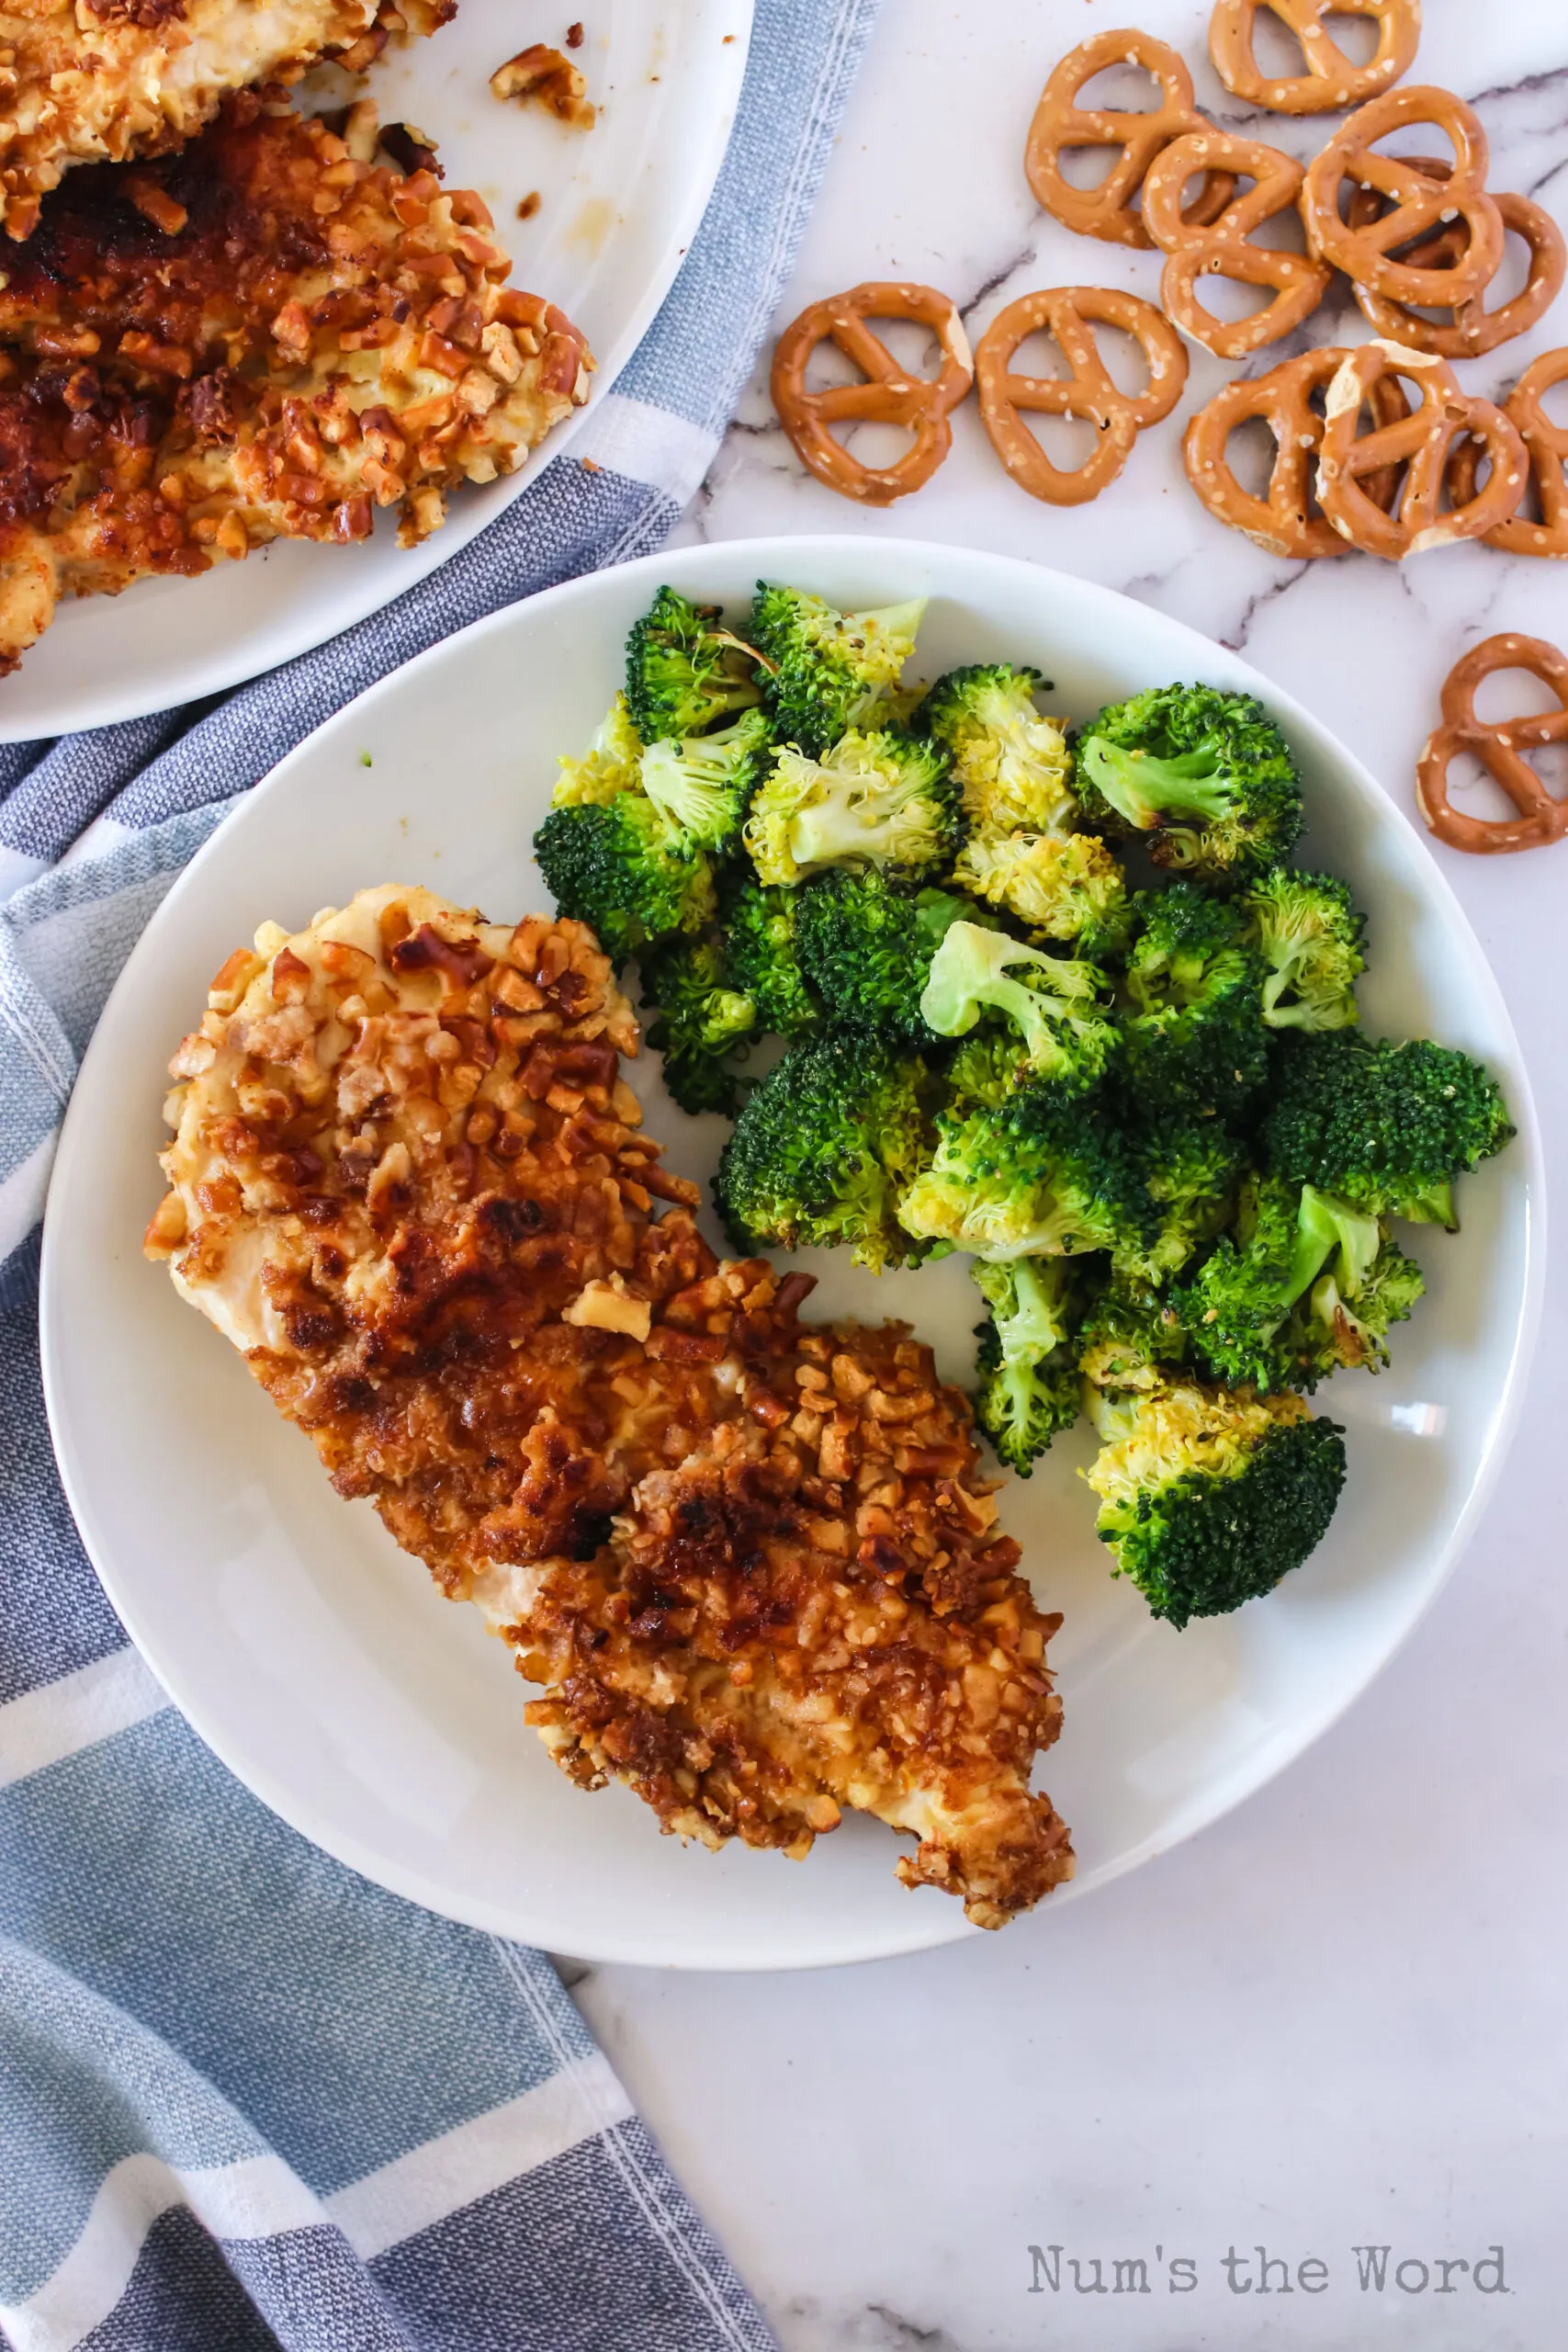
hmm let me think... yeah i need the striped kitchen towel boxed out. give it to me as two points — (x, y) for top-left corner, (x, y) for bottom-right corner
(0, 3), (877, 2345)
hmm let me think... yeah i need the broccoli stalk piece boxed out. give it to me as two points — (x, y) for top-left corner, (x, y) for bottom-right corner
(714, 1030), (931, 1271)
(750, 584), (925, 752)
(1262, 1033), (1515, 1231)
(1076, 684), (1303, 885)
(533, 796), (716, 963)
(637, 707), (773, 854)
(625, 586), (763, 742)
(1120, 884), (1269, 1118)
(795, 870), (985, 1039)
(921, 921), (1119, 1100)
(971, 1257), (1082, 1475)
(553, 694), (644, 807)
(1077, 1279), (1190, 1396)
(1113, 1115), (1246, 1284)
(1084, 1381), (1348, 1627)
(743, 731), (956, 887)
(897, 1091), (1145, 1262)
(722, 877), (819, 1039)
(638, 936), (757, 1116)
(1244, 868), (1367, 1032)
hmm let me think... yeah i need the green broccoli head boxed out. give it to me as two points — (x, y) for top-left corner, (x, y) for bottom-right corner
(897, 1089), (1145, 1262)
(637, 707), (773, 854)
(919, 663), (1074, 834)
(743, 730), (956, 887)
(1077, 1278), (1190, 1396)
(713, 1029), (931, 1271)
(952, 829), (1131, 955)
(1084, 1382), (1348, 1627)
(533, 796), (716, 963)
(721, 876), (819, 1039)
(971, 1255), (1083, 1475)
(1177, 1175), (1401, 1391)
(921, 922), (1119, 1101)
(750, 584), (925, 752)
(1121, 885), (1269, 1118)
(553, 694), (645, 807)
(1113, 1114), (1247, 1284)
(1243, 867), (1367, 1033)
(624, 586), (764, 742)
(1075, 684), (1303, 885)
(1262, 1032), (1515, 1230)
(794, 870), (982, 1040)
(638, 935), (757, 1116)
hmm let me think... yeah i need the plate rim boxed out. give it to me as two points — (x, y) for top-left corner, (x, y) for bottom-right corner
(39, 532), (1548, 1969)
(0, 0), (753, 746)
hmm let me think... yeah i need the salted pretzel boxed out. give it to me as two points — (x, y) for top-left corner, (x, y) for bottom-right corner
(1416, 635), (1568, 854)
(1302, 86), (1504, 308)
(1024, 29), (1236, 251)
(1141, 131), (1332, 359)
(1316, 340), (1526, 560)
(1347, 160), (1565, 357)
(770, 283), (975, 505)
(1183, 348), (1408, 559)
(976, 287), (1188, 506)
(1446, 350), (1568, 559)
(1209, 0), (1421, 116)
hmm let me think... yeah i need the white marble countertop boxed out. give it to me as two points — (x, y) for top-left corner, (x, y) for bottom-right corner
(575, 6), (1568, 2345)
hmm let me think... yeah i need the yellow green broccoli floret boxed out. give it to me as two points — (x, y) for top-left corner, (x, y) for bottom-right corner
(971, 1257), (1084, 1475)
(1076, 683), (1303, 886)
(553, 694), (644, 807)
(922, 922), (1118, 1102)
(743, 731), (956, 887)
(625, 586), (764, 742)
(750, 583), (925, 752)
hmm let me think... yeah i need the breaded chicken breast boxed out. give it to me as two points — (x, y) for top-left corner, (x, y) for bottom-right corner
(147, 888), (1074, 1926)
(0, 97), (591, 672)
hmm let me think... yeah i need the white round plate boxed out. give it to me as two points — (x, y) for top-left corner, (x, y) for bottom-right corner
(0, 0), (750, 744)
(41, 537), (1542, 1970)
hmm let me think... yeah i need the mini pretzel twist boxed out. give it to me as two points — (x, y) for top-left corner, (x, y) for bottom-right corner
(1209, 0), (1421, 116)
(1416, 634), (1568, 854)
(1302, 86), (1504, 307)
(1141, 131), (1332, 359)
(1347, 159), (1565, 357)
(1447, 349), (1568, 559)
(1316, 340), (1527, 560)
(976, 287), (1189, 506)
(1024, 29), (1236, 251)
(770, 283), (975, 505)
(1183, 348), (1408, 559)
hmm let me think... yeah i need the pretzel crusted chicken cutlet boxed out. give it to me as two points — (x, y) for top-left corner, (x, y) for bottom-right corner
(0, 96), (592, 673)
(146, 886), (1074, 1926)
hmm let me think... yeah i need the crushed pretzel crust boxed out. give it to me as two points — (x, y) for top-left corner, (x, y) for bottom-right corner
(0, 94), (593, 673)
(149, 887), (1074, 1928)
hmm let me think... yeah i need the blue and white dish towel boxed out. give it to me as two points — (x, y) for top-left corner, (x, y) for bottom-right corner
(0, 6), (876, 2343)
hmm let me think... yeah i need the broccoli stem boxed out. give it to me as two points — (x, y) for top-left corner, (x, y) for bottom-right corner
(1081, 741), (1233, 831)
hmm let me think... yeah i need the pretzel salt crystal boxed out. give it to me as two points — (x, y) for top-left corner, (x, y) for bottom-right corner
(1417, 635), (1568, 854)
(1347, 161), (1565, 358)
(976, 287), (1188, 506)
(1183, 348), (1407, 560)
(1141, 131), (1331, 359)
(1302, 86), (1503, 308)
(1024, 30), (1235, 251)
(770, 283), (975, 505)
(1317, 341), (1526, 560)
(1446, 349), (1568, 559)
(1209, 0), (1421, 116)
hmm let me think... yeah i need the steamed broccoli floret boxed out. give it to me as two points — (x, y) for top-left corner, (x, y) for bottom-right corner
(971, 1256), (1082, 1475)
(920, 663), (1073, 833)
(1114, 1115), (1246, 1284)
(638, 935), (757, 1116)
(625, 586), (763, 742)
(1262, 1033), (1514, 1230)
(1084, 1382), (1347, 1627)
(1077, 1279), (1190, 1396)
(722, 877), (818, 1039)
(795, 871), (982, 1039)
(743, 730), (956, 887)
(1120, 884), (1268, 1117)
(554, 694), (644, 807)
(750, 584), (925, 752)
(637, 707), (773, 853)
(1244, 868), (1366, 1032)
(952, 829), (1132, 956)
(534, 797), (716, 962)
(714, 1030), (931, 1271)
(897, 1091), (1145, 1262)
(921, 922), (1118, 1100)
(1178, 1175), (1422, 1391)
(1076, 684), (1303, 885)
